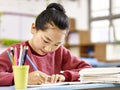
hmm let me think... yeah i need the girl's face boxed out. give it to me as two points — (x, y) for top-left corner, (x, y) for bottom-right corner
(29, 23), (67, 55)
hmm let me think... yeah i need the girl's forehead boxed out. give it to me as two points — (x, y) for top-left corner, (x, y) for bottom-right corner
(40, 28), (66, 43)
(44, 28), (66, 38)
(44, 23), (67, 35)
(38, 23), (67, 41)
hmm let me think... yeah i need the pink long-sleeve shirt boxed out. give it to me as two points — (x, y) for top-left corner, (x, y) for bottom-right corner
(0, 41), (92, 86)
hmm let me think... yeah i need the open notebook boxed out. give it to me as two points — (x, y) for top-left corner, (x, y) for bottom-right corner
(27, 81), (91, 88)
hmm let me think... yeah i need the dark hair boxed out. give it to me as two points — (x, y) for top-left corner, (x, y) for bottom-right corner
(35, 3), (69, 31)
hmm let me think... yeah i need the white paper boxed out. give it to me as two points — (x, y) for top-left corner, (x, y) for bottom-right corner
(79, 67), (120, 76)
(27, 81), (90, 88)
(79, 67), (120, 84)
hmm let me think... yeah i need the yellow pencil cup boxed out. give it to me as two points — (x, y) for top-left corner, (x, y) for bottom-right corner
(13, 65), (29, 89)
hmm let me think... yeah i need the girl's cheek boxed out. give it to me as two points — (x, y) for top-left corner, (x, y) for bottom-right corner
(52, 46), (59, 51)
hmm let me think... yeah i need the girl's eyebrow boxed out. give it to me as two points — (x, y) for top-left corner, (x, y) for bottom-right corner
(44, 36), (62, 44)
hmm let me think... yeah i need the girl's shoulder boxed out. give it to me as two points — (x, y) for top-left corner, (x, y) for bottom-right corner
(10, 41), (28, 47)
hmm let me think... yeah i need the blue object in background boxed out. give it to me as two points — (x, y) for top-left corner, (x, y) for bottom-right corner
(81, 57), (120, 67)
(87, 46), (94, 58)
(81, 57), (98, 67)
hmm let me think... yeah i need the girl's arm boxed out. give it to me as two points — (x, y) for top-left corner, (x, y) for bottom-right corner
(62, 46), (92, 81)
(0, 50), (14, 86)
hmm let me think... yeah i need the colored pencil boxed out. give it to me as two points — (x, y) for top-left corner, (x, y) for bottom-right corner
(26, 54), (38, 70)
(7, 51), (12, 64)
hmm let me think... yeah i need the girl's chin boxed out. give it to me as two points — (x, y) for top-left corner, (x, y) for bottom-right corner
(40, 53), (46, 55)
(38, 51), (47, 55)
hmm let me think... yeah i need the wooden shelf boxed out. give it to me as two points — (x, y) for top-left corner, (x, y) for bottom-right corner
(64, 18), (120, 62)
(65, 30), (95, 58)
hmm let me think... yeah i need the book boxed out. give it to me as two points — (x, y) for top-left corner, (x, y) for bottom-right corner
(79, 67), (120, 83)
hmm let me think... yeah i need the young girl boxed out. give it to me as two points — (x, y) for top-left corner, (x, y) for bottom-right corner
(0, 3), (92, 86)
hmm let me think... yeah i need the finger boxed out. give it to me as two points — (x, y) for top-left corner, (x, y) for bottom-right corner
(44, 76), (50, 84)
(47, 76), (51, 82)
(54, 74), (59, 83)
(51, 74), (55, 83)
(42, 75), (51, 84)
(37, 81), (42, 85)
(46, 76), (51, 83)
(38, 73), (50, 84)
(38, 78), (44, 84)
(58, 75), (65, 82)
(34, 72), (44, 84)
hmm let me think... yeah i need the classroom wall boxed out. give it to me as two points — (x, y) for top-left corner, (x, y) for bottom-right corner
(62, 0), (88, 30)
(0, 0), (88, 40)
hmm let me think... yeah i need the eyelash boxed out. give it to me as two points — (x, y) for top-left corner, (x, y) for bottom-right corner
(55, 44), (59, 46)
(43, 40), (49, 43)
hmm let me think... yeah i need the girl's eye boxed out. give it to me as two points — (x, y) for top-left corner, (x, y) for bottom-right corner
(43, 40), (49, 43)
(54, 44), (59, 46)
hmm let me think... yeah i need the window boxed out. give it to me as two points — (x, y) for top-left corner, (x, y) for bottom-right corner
(91, 20), (110, 43)
(89, 0), (120, 43)
(112, 19), (120, 41)
(91, 0), (109, 17)
(112, 0), (120, 14)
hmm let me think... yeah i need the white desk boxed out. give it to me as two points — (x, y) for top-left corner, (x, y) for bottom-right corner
(1, 83), (120, 90)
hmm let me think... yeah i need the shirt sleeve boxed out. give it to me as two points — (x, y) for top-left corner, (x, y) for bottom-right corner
(0, 49), (14, 86)
(61, 46), (92, 81)
(0, 72), (14, 86)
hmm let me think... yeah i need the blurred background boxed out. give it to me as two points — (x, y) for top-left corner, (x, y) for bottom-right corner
(0, 0), (120, 67)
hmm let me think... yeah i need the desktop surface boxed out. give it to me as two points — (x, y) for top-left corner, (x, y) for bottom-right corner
(1, 83), (120, 90)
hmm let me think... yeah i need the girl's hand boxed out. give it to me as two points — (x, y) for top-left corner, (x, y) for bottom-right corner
(28, 71), (50, 85)
(49, 74), (65, 83)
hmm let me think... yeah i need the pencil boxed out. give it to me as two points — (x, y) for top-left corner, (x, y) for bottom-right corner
(26, 54), (38, 70)
(7, 51), (13, 64)
(14, 47), (18, 65)
(11, 47), (17, 66)
(23, 46), (28, 65)
(10, 47), (14, 56)
(13, 53), (17, 65)
(18, 45), (23, 66)
(20, 46), (26, 65)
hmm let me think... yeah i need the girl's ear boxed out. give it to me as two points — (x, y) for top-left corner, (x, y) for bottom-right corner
(31, 23), (37, 34)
